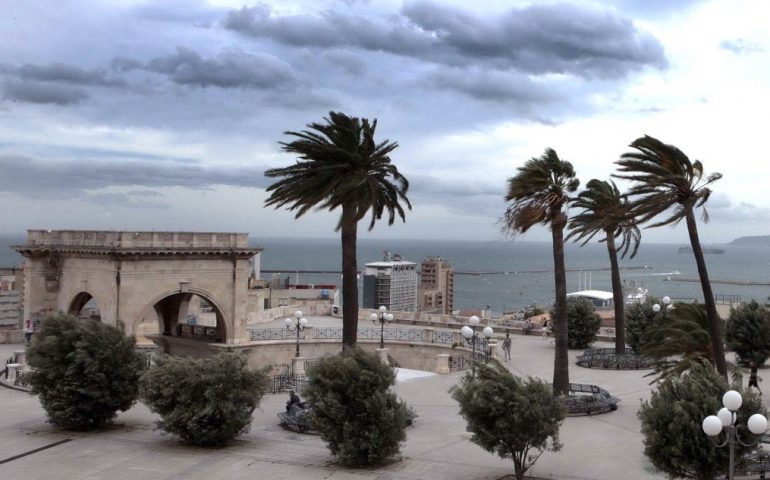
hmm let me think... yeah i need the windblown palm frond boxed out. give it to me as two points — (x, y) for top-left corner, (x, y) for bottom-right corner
(567, 179), (641, 259)
(265, 111), (411, 231)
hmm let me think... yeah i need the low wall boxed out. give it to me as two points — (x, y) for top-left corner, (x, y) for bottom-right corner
(0, 329), (22, 344)
(248, 302), (334, 325)
(151, 335), (474, 373)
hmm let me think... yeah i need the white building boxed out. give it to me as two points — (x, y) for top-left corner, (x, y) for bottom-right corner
(363, 260), (418, 312)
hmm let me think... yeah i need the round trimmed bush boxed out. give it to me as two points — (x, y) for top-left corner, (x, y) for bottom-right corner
(140, 351), (267, 446)
(563, 297), (601, 349)
(726, 300), (770, 367)
(303, 347), (411, 466)
(27, 313), (146, 430)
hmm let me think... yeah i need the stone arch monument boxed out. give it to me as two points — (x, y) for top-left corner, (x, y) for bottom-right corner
(14, 230), (261, 346)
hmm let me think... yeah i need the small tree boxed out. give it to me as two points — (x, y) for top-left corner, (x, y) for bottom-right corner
(303, 347), (410, 466)
(638, 363), (764, 479)
(562, 297), (601, 349)
(626, 299), (660, 353)
(725, 300), (770, 367)
(140, 351), (267, 446)
(451, 361), (565, 480)
(26, 313), (145, 430)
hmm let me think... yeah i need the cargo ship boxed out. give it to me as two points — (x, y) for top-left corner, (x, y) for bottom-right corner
(678, 245), (725, 254)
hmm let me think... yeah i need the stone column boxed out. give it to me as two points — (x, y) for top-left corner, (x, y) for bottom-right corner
(423, 327), (434, 344)
(376, 348), (389, 366)
(291, 356), (307, 376)
(487, 340), (498, 360)
(435, 354), (450, 374)
(5, 363), (19, 384)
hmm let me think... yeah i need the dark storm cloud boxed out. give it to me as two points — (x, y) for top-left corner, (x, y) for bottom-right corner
(1, 80), (88, 105)
(225, 1), (666, 78)
(425, 68), (556, 103)
(0, 154), (271, 199)
(7, 63), (125, 87)
(720, 39), (765, 55)
(124, 47), (298, 89)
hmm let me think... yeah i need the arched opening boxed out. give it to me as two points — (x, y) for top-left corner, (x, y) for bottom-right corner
(153, 292), (226, 343)
(68, 292), (102, 322)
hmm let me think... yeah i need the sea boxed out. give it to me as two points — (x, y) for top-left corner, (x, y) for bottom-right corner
(2, 234), (770, 315)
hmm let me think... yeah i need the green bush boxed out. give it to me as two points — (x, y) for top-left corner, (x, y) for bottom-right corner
(726, 301), (770, 367)
(26, 313), (146, 430)
(562, 297), (601, 349)
(626, 299), (660, 353)
(451, 361), (565, 480)
(638, 363), (764, 479)
(303, 347), (410, 466)
(140, 351), (266, 446)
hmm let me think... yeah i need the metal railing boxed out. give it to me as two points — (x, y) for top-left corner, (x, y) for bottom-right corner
(249, 326), (438, 343)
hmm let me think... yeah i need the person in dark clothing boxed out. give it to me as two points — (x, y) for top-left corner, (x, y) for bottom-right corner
(749, 363), (762, 396)
(286, 390), (302, 412)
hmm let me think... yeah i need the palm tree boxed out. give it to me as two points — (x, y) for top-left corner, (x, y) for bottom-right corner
(567, 179), (640, 355)
(614, 135), (727, 378)
(264, 112), (411, 349)
(504, 148), (579, 396)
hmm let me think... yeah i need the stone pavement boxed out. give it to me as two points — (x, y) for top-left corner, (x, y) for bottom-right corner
(0, 331), (729, 480)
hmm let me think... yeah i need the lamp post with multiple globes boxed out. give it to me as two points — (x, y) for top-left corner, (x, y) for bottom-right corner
(460, 315), (494, 378)
(285, 310), (308, 358)
(370, 305), (394, 349)
(652, 296), (672, 318)
(702, 390), (768, 480)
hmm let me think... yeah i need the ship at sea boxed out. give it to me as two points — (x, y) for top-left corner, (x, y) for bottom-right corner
(678, 245), (725, 254)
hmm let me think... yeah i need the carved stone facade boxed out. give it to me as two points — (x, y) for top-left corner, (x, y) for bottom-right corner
(14, 230), (262, 345)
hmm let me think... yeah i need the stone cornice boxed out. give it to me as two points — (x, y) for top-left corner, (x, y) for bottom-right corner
(12, 245), (262, 259)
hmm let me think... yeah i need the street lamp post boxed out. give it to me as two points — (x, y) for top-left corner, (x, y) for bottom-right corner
(652, 296), (672, 319)
(460, 315), (494, 378)
(702, 390), (768, 480)
(370, 305), (394, 349)
(285, 310), (308, 358)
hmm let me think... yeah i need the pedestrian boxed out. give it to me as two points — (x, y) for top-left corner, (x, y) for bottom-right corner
(542, 320), (549, 339)
(749, 363), (763, 396)
(23, 319), (34, 345)
(286, 390), (302, 412)
(502, 333), (512, 361)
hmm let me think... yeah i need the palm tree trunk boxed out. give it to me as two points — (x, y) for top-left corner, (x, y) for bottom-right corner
(605, 233), (626, 354)
(551, 216), (570, 396)
(340, 205), (359, 350)
(684, 204), (727, 378)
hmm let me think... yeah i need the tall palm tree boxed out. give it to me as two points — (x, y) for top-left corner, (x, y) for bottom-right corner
(504, 148), (579, 396)
(567, 179), (640, 355)
(264, 112), (411, 349)
(614, 135), (727, 378)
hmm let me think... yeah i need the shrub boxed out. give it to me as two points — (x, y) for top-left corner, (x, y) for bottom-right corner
(26, 313), (146, 430)
(303, 347), (410, 466)
(725, 301), (770, 367)
(140, 351), (266, 446)
(562, 297), (600, 349)
(626, 299), (660, 353)
(451, 361), (565, 480)
(638, 363), (764, 479)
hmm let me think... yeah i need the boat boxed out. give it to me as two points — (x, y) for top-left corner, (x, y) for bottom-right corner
(678, 245), (725, 254)
(626, 287), (649, 304)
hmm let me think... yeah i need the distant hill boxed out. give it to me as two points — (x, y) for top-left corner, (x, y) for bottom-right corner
(730, 235), (770, 246)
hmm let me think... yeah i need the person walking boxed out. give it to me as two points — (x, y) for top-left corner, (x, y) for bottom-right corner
(749, 363), (762, 396)
(541, 320), (549, 339)
(23, 320), (34, 345)
(502, 333), (512, 361)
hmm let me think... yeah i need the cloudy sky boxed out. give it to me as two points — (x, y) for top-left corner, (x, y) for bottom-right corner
(0, 0), (768, 243)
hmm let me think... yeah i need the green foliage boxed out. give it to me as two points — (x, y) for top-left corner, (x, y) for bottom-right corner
(641, 303), (717, 382)
(626, 299), (660, 353)
(303, 347), (410, 466)
(562, 297), (601, 349)
(523, 307), (544, 319)
(451, 361), (565, 480)
(26, 313), (145, 431)
(638, 363), (764, 479)
(140, 351), (267, 446)
(725, 301), (770, 367)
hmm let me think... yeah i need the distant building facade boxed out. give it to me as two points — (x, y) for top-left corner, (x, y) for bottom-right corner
(418, 256), (454, 314)
(0, 267), (23, 328)
(362, 256), (417, 312)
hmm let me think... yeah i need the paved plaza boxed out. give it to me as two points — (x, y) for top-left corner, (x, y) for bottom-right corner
(0, 324), (752, 480)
